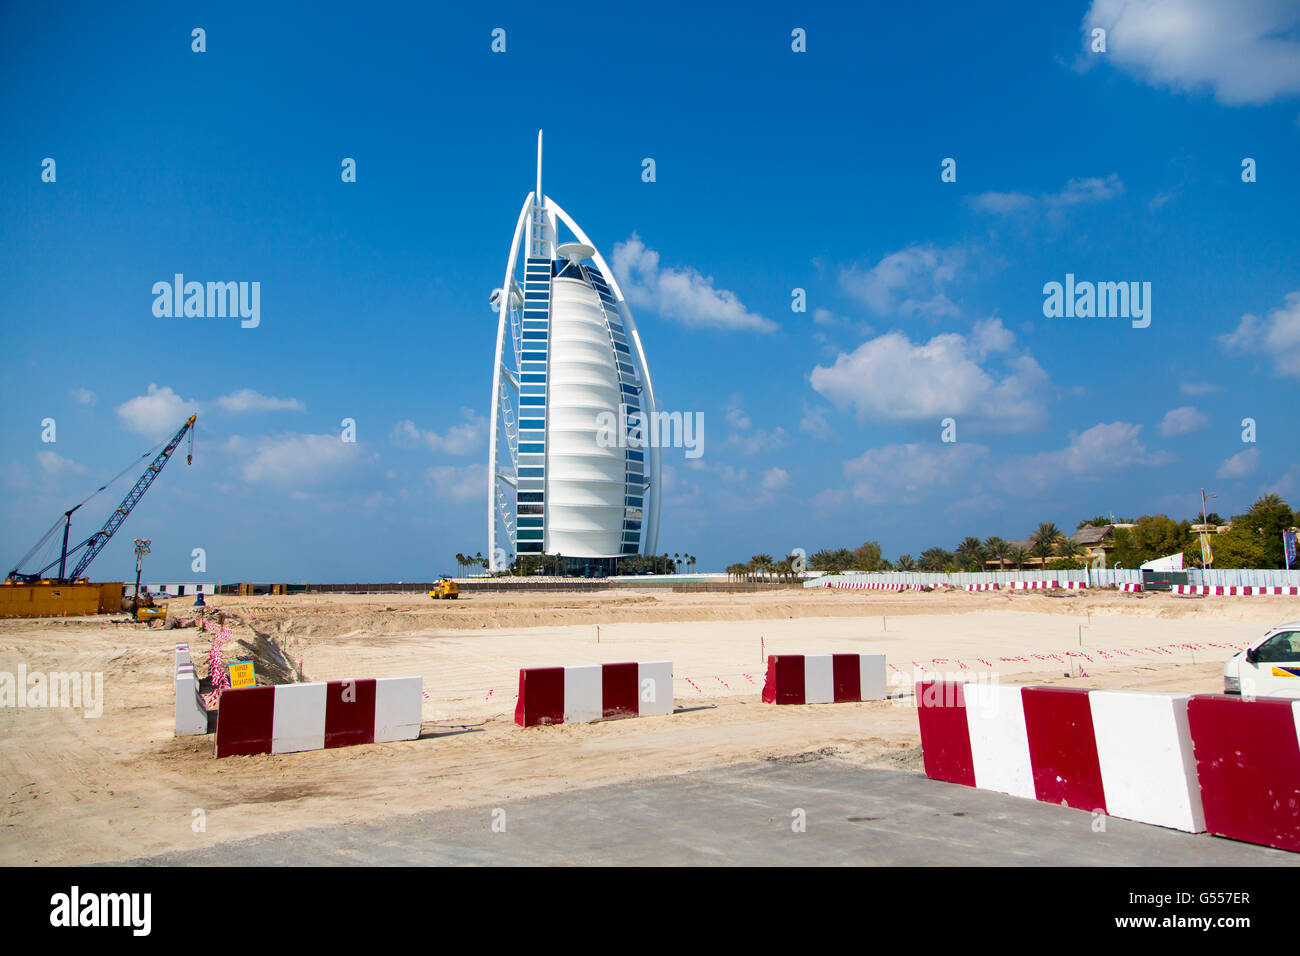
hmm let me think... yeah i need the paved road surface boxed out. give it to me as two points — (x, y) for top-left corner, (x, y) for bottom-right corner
(118, 756), (1296, 866)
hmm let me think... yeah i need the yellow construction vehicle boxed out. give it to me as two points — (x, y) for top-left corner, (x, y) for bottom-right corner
(429, 576), (459, 600)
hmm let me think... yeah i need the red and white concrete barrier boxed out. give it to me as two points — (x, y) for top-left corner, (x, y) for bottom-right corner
(514, 661), (673, 727)
(917, 681), (1204, 832)
(1009, 580), (1058, 590)
(215, 676), (422, 757)
(826, 581), (914, 590)
(1187, 695), (1300, 853)
(1120, 582), (1143, 592)
(1064, 581), (1089, 590)
(174, 642), (208, 737)
(1172, 585), (1299, 596)
(762, 653), (887, 705)
(965, 583), (999, 591)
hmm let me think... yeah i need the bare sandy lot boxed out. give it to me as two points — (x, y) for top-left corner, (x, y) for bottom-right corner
(2, 586), (1296, 865)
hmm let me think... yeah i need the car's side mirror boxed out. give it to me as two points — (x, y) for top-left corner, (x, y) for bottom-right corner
(1246, 648), (1259, 665)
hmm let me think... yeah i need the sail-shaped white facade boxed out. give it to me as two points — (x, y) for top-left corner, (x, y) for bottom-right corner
(487, 132), (660, 573)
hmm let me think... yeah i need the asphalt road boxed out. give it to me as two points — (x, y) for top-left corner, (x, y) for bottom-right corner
(118, 756), (1297, 866)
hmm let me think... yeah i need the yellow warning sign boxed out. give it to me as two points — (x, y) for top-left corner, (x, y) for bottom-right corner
(228, 661), (256, 689)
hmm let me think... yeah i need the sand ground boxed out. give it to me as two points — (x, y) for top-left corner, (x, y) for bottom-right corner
(2, 586), (1296, 865)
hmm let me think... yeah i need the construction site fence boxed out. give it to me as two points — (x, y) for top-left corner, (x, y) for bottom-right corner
(802, 568), (1300, 589)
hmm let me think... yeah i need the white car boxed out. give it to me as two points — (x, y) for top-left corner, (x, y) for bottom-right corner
(1224, 621), (1300, 698)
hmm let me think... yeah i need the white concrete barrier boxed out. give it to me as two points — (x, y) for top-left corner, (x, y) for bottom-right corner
(173, 642), (208, 737)
(963, 682), (1035, 800)
(374, 676), (423, 742)
(1089, 690), (1205, 833)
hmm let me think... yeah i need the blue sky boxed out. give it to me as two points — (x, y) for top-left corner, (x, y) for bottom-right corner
(2, 0), (1298, 581)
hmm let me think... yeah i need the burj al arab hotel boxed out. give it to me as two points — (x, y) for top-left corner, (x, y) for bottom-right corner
(487, 132), (660, 575)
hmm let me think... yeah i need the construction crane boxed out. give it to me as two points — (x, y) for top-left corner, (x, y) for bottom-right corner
(7, 415), (196, 583)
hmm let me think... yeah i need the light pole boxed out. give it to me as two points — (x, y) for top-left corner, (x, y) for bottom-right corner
(1200, 489), (1217, 569)
(132, 538), (151, 617)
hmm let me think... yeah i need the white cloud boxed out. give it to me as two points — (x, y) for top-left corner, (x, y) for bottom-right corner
(724, 396), (751, 431)
(969, 174), (1124, 216)
(1159, 405), (1209, 437)
(839, 442), (989, 505)
(214, 389), (306, 414)
(1083, 0), (1300, 105)
(68, 388), (97, 406)
(612, 234), (776, 332)
(839, 244), (966, 317)
(761, 467), (790, 492)
(722, 396), (785, 455)
(116, 384), (198, 436)
(36, 451), (86, 476)
(1219, 291), (1300, 377)
(226, 433), (367, 486)
(1001, 422), (1169, 490)
(1179, 381), (1221, 395)
(391, 408), (486, 455)
(809, 318), (1048, 431)
(799, 404), (835, 441)
(1217, 446), (1260, 479)
(426, 463), (485, 503)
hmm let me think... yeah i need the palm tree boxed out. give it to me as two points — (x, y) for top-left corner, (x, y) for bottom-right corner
(954, 536), (986, 571)
(454, 552), (465, 577)
(752, 554), (773, 582)
(1055, 538), (1086, 564)
(1030, 523), (1063, 564)
(1007, 545), (1030, 570)
(896, 554), (915, 571)
(984, 536), (1010, 570)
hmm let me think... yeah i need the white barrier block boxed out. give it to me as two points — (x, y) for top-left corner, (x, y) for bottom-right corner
(271, 682), (327, 754)
(637, 660), (674, 717)
(803, 654), (834, 704)
(374, 676), (423, 742)
(1089, 690), (1205, 833)
(858, 653), (888, 701)
(174, 664), (208, 736)
(963, 682), (1034, 799)
(563, 665), (603, 724)
(175, 642), (191, 668)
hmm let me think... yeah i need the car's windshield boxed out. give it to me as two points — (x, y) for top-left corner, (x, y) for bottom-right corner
(1255, 631), (1300, 663)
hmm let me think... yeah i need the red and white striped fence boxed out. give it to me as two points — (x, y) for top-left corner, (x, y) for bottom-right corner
(1171, 585), (1299, 596)
(215, 676), (422, 757)
(918, 680), (1300, 851)
(514, 661), (673, 727)
(1120, 582), (1143, 592)
(1009, 580), (1058, 590)
(917, 681), (1204, 832)
(965, 583), (999, 591)
(1064, 581), (1089, 590)
(762, 653), (887, 705)
(825, 581), (919, 591)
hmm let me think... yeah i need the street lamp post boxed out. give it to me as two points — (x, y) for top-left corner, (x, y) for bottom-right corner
(132, 538), (151, 617)
(1200, 489), (1217, 569)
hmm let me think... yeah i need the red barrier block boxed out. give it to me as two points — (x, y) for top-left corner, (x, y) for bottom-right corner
(916, 680), (975, 787)
(214, 685), (276, 757)
(1188, 695), (1300, 853)
(514, 667), (566, 727)
(324, 678), (376, 749)
(832, 654), (861, 703)
(762, 655), (805, 705)
(601, 662), (639, 719)
(1022, 686), (1106, 812)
